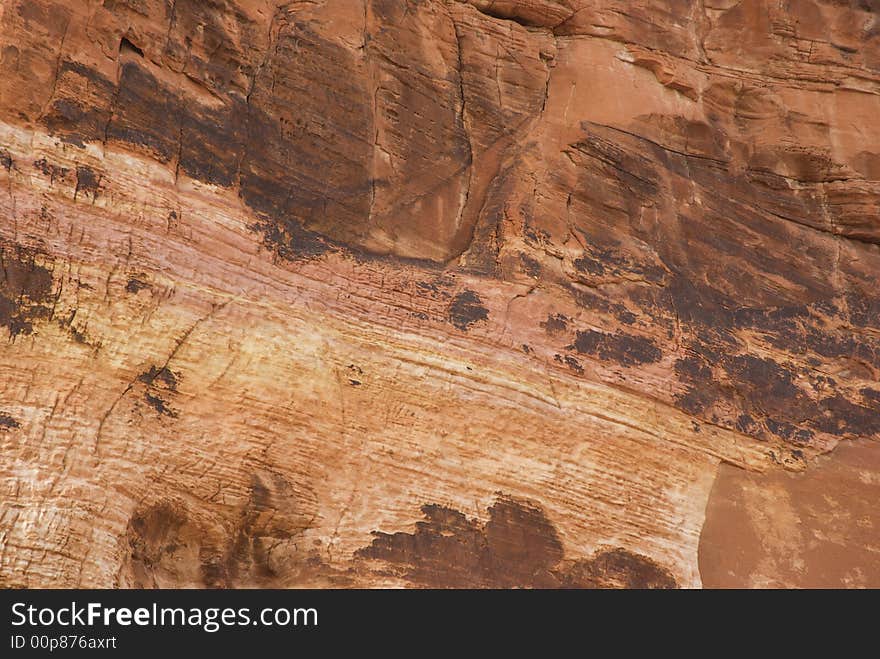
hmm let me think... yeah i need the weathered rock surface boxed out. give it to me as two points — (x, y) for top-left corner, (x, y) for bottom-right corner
(0, 0), (878, 588)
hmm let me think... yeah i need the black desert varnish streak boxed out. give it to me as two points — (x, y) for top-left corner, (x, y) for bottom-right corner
(73, 165), (101, 201)
(0, 412), (20, 431)
(123, 492), (674, 588)
(448, 290), (489, 331)
(0, 245), (54, 338)
(125, 277), (150, 294)
(541, 313), (570, 335)
(138, 366), (181, 419)
(33, 158), (69, 184)
(568, 329), (662, 366)
(33, 14), (478, 262)
(358, 495), (677, 589)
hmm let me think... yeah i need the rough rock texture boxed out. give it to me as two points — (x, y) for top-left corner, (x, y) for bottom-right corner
(0, 0), (878, 588)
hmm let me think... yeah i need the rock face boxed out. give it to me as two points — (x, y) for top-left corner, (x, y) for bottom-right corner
(0, 0), (878, 588)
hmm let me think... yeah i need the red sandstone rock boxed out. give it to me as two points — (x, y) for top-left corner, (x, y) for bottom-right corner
(0, 0), (878, 588)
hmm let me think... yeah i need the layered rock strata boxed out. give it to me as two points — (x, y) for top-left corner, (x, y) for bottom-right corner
(0, 0), (878, 587)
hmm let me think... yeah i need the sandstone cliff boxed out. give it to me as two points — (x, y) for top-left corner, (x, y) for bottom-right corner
(0, 0), (879, 588)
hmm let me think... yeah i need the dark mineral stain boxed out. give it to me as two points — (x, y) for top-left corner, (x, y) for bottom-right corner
(572, 241), (668, 284)
(0, 149), (12, 171)
(234, 23), (378, 254)
(765, 418), (814, 444)
(179, 96), (249, 188)
(33, 158), (69, 184)
(138, 365), (179, 391)
(675, 385), (720, 416)
(519, 252), (541, 277)
(735, 414), (757, 434)
(671, 350), (730, 416)
(574, 253), (606, 275)
(74, 165), (101, 201)
(0, 245), (54, 337)
(144, 392), (178, 419)
(812, 395), (880, 437)
(719, 355), (820, 434)
(523, 224), (551, 248)
(618, 310), (637, 325)
(541, 313), (569, 335)
(357, 495), (676, 589)
(105, 55), (250, 187)
(223, 472), (323, 586)
(559, 548), (678, 589)
(127, 472), (324, 589)
(67, 324), (90, 345)
(566, 131), (662, 217)
(249, 216), (333, 261)
(671, 329), (879, 442)
(771, 322), (880, 373)
(42, 61), (115, 147)
(107, 62), (180, 164)
(569, 329), (662, 366)
(138, 364), (181, 418)
(357, 497), (559, 588)
(567, 285), (638, 325)
(0, 412), (20, 430)
(564, 355), (584, 375)
(227, 475), (277, 582)
(16, 23), (458, 262)
(125, 277), (150, 294)
(448, 290), (489, 331)
(674, 356), (712, 382)
(416, 281), (439, 294)
(846, 292), (880, 328)
(554, 117), (880, 445)
(125, 502), (210, 588)
(665, 276), (736, 335)
(415, 277), (453, 299)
